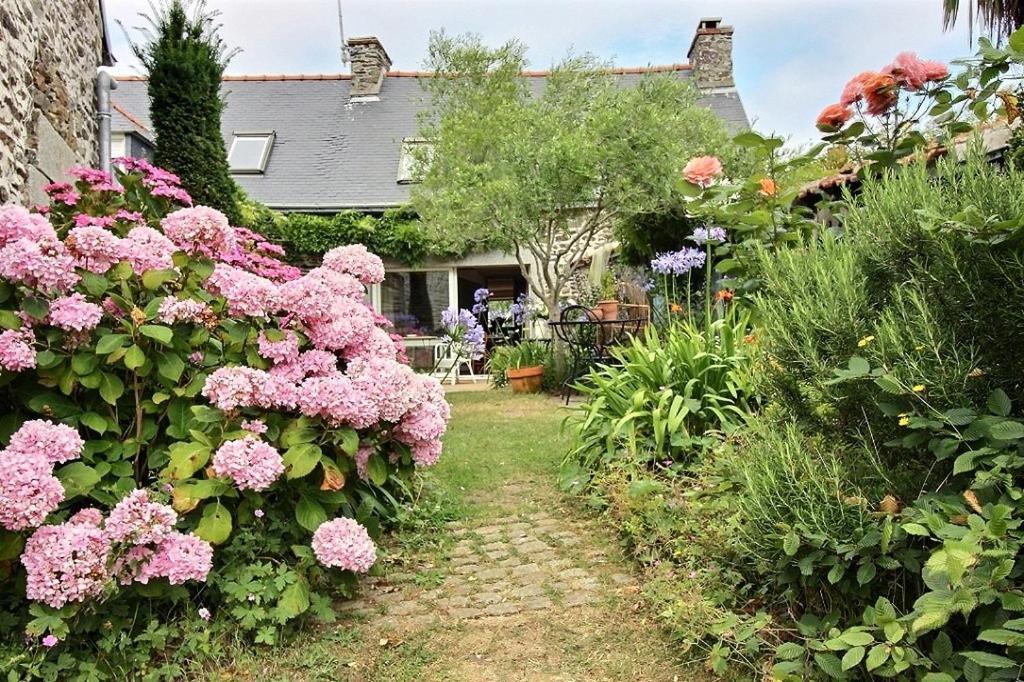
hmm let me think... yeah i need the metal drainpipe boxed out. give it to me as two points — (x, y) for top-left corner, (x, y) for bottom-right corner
(95, 71), (117, 173)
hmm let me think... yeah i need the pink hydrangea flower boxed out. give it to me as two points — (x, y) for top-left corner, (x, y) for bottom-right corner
(354, 445), (372, 482)
(0, 236), (79, 294)
(158, 297), (213, 325)
(0, 204), (57, 246)
(297, 373), (378, 428)
(7, 419), (84, 465)
(161, 207), (236, 258)
(304, 299), (376, 352)
(69, 508), (104, 526)
(411, 440), (443, 468)
(0, 449), (64, 531)
(0, 328), (37, 372)
(343, 326), (400, 362)
(276, 268), (364, 322)
(322, 244), (385, 285)
(48, 293), (103, 332)
(347, 357), (417, 423)
(132, 532), (213, 585)
(105, 489), (177, 546)
(205, 264), (279, 318)
(212, 436), (284, 491)
(202, 366), (298, 411)
(72, 214), (116, 229)
(119, 226), (177, 275)
(22, 521), (111, 607)
(66, 225), (122, 273)
(683, 156), (723, 188)
(257, 330), (300, 365)
(241, 419), (267, 435)
(299, 350), (338, 377)
(311, 517), (377, 573)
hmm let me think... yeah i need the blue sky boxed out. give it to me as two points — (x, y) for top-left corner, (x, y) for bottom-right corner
(106, 0), (977, 144)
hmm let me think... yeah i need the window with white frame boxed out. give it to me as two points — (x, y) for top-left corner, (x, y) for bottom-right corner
(228, 132), (275, 173)
(379, 269), (451, 335)
(396, 137), (432, 184)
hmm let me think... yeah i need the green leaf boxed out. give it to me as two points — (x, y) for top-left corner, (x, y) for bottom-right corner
(987, 389), (1012, 417)
(336, 427), (359, 456)
(865, 644), (888, 671)
(157, 353), (185, 383)
(141, 269), (178, 290)
(921, 675), (956, 682)
(54, 462), (101, 498)
(961, 651), (1016, 669)
(277, 580), (311, 619)
(295, 496), (327, 532)
(813, 652), (845, 679)
(841, 646), (865, 671)
(79, 412), (107, 434)
(776, 642), (804, 660)
(166, 441), (211, 479)
(782, 531), (800, 556)
(98, 373), (125, 405)
(901, 523), (930, 536)
(283, 443), (322, 480)
(0, 309), (22, 330)
(848, 356), (870, 374)
(0, 531), (24, 561)
(988, 420), (1024, 441)
(839, 631), (874, 647)
(139, 325), (174, 346)
(195, 502), (232, 545)
(1008, 24), (1024, 53)
(80, 271), (109, 297)
(856, 562), (876, 585)
(366, 453), (388, 486)
(22, 296), (49, 321)
(95, 334), (129, 355)
(123, 344), (146, 370)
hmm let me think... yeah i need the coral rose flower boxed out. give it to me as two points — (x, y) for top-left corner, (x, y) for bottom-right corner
(921, 59), (949, 82)
(758, 178), (777, 197)
(840, 71), (876, 106)
(884, 52), (927, 90)
(683, 156), (723, 188)
(862, 72), (899, 115)
(714, 289), (734, 303)
(816, 103), (852, 129)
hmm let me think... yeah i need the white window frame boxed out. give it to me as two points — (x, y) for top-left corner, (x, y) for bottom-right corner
(370, 266), (458, 336)
(396, 137), (432, 184)
(228, 131), (276, 174)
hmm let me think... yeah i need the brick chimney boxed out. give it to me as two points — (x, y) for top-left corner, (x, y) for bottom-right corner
(347, 36), (391, 97)
(687, 17), (735, 90)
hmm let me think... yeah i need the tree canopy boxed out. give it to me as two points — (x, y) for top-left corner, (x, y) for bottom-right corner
(129, 0), (242, 224)
(412, 32), (747, 318)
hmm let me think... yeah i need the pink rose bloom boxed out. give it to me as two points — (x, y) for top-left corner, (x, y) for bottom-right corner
(884, 51), (928, 91)
(683, 156), (723, 188)
(921, 59), (949, 82)
(311, 517), (377, 573)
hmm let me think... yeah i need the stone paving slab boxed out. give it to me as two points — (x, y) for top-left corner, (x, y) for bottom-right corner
(338, 509), (635, 627)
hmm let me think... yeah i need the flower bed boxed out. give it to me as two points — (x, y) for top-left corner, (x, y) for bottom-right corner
(0, 160), (448, 676)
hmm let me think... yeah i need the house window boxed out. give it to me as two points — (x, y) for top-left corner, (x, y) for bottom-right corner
(397, 137), (431, 184)
(379, 270), (451, 335)
(228, 132), (275, 173)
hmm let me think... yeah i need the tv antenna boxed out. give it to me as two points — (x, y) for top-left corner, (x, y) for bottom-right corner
(337, 0), (350, 65)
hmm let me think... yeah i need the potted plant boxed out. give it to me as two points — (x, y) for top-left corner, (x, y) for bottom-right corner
(596, 271), (619, 321)
(500, 341), (549, 394)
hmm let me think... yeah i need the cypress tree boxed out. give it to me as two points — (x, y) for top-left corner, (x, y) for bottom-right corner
(130, 0), (242, 223)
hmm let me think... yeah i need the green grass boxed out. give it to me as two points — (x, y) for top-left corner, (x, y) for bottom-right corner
(430, 390), (572, 516)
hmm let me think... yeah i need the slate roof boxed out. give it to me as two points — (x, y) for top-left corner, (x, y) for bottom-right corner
(111, 67), (749, 212)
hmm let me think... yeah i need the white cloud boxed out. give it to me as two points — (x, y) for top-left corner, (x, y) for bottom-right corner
(105, 0), (977, 143)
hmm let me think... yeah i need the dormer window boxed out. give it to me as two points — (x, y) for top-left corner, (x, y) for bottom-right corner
(228, 131), (275, 173)
(397, 137), (432, 184)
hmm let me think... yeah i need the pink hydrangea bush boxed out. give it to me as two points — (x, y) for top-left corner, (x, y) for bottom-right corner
(0, 160), (449, 648)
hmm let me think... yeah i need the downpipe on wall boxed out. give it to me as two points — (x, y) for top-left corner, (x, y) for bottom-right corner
(95, 70), (117, 174)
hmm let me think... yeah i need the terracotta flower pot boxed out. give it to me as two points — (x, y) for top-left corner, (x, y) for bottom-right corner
(507, 365), (544, 394)
(596, 299), (619, 321)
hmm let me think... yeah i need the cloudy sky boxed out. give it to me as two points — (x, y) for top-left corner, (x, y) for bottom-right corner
(105, 0), (977, 144)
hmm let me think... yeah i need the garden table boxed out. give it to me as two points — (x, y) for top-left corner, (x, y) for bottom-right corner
(547, 305), (646, 404)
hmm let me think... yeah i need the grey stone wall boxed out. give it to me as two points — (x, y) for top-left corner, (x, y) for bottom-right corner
(0, 0), (105, 204)
(687, 21), (735, 90)
(347, 36), (391, 97)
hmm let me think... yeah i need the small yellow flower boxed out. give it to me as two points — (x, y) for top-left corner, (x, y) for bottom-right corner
(914, 344), (925, 351)
(857, 335), (875, 348)
(898, 414), (911, 427)
(912, 384), (926, 393)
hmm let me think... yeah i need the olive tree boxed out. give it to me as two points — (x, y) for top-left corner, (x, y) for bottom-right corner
(412, 32), (743, 320)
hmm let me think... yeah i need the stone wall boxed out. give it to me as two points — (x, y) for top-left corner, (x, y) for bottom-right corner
(687, 19), (735, 90)
(0, 0), (105, 204)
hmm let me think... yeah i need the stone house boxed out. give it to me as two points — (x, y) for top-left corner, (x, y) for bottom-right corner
(0, 0), (114, 205)
(112, 17), (748, 353)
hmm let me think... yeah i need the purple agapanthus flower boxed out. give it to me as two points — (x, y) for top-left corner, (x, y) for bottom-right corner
(442, 307), (486, 360)
(689, 226), (727, 245)
(651, 248), (707, 276)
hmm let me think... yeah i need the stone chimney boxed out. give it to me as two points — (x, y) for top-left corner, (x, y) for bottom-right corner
(347, 36), (391, 97)
(687, 17), (735, 90)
